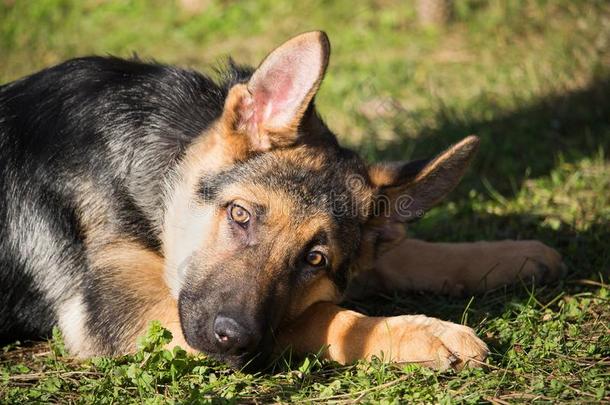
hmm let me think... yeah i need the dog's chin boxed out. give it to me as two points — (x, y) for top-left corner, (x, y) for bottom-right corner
(206, 349), (270, 372)
(188, 337), (271, 371)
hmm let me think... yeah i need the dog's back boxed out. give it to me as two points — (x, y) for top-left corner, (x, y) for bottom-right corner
(0, 57), (247, 343)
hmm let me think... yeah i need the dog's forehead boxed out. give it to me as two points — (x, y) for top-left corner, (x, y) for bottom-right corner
(258, 149), (370, 204)
(199, 147), (374, 220)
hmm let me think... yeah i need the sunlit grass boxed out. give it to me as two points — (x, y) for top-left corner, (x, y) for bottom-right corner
(1, 0), (609, 402)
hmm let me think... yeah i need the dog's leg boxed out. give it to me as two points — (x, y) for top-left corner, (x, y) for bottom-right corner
(66, 241), (193, 356)
(352, 239), (566, 296)
(277, 302), (488, 370)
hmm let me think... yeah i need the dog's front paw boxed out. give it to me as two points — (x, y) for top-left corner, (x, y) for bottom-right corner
(370, 315), (489, 370)
(429, 319), (489, 370)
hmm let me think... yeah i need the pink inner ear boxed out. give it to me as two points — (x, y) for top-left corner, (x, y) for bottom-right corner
(246, 33), (328, 131)
(270, 75), (294, 107)
(252, 74), (294, 127)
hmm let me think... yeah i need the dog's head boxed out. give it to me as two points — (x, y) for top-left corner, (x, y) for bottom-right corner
(163, 31), (479, 369)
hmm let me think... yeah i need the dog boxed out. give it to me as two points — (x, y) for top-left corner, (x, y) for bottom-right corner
(0, 31), (565, 370)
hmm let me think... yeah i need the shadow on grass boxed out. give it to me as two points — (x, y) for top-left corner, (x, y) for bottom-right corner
(359, 76), (610, 197)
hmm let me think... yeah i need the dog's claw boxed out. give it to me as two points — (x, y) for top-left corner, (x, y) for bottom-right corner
(448, 353), (460, 366)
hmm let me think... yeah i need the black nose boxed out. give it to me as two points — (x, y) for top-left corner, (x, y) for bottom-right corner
(213, 314), (257, 354)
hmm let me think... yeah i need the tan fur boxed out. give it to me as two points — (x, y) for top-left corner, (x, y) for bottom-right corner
(352, 238), (566, 296)
(90, 241), (192, 354)
(278, 302), (488, 370)
(286, 275), (340, 322)
(368, 163), (406, 187)
(220, 84), (271, 153)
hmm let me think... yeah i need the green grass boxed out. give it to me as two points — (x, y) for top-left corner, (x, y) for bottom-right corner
(1, 0), (609, 403)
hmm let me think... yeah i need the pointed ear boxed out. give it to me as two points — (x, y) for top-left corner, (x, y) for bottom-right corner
(221, 31), (330, 151)
(370, 135), (480, 223)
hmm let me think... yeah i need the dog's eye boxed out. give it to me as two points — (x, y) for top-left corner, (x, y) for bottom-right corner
(305, 251), (326, 267)
(229, 204), (250, 226)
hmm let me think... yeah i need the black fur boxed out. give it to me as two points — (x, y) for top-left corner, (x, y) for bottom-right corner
(0, 57), (252, 342)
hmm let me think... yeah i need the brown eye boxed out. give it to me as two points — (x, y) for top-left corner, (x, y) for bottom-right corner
(306, 251), (326, 267)
(229, 204), (250, 225)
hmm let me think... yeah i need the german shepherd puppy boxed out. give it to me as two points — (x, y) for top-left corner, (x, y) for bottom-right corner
(0, 31), (565, 370)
